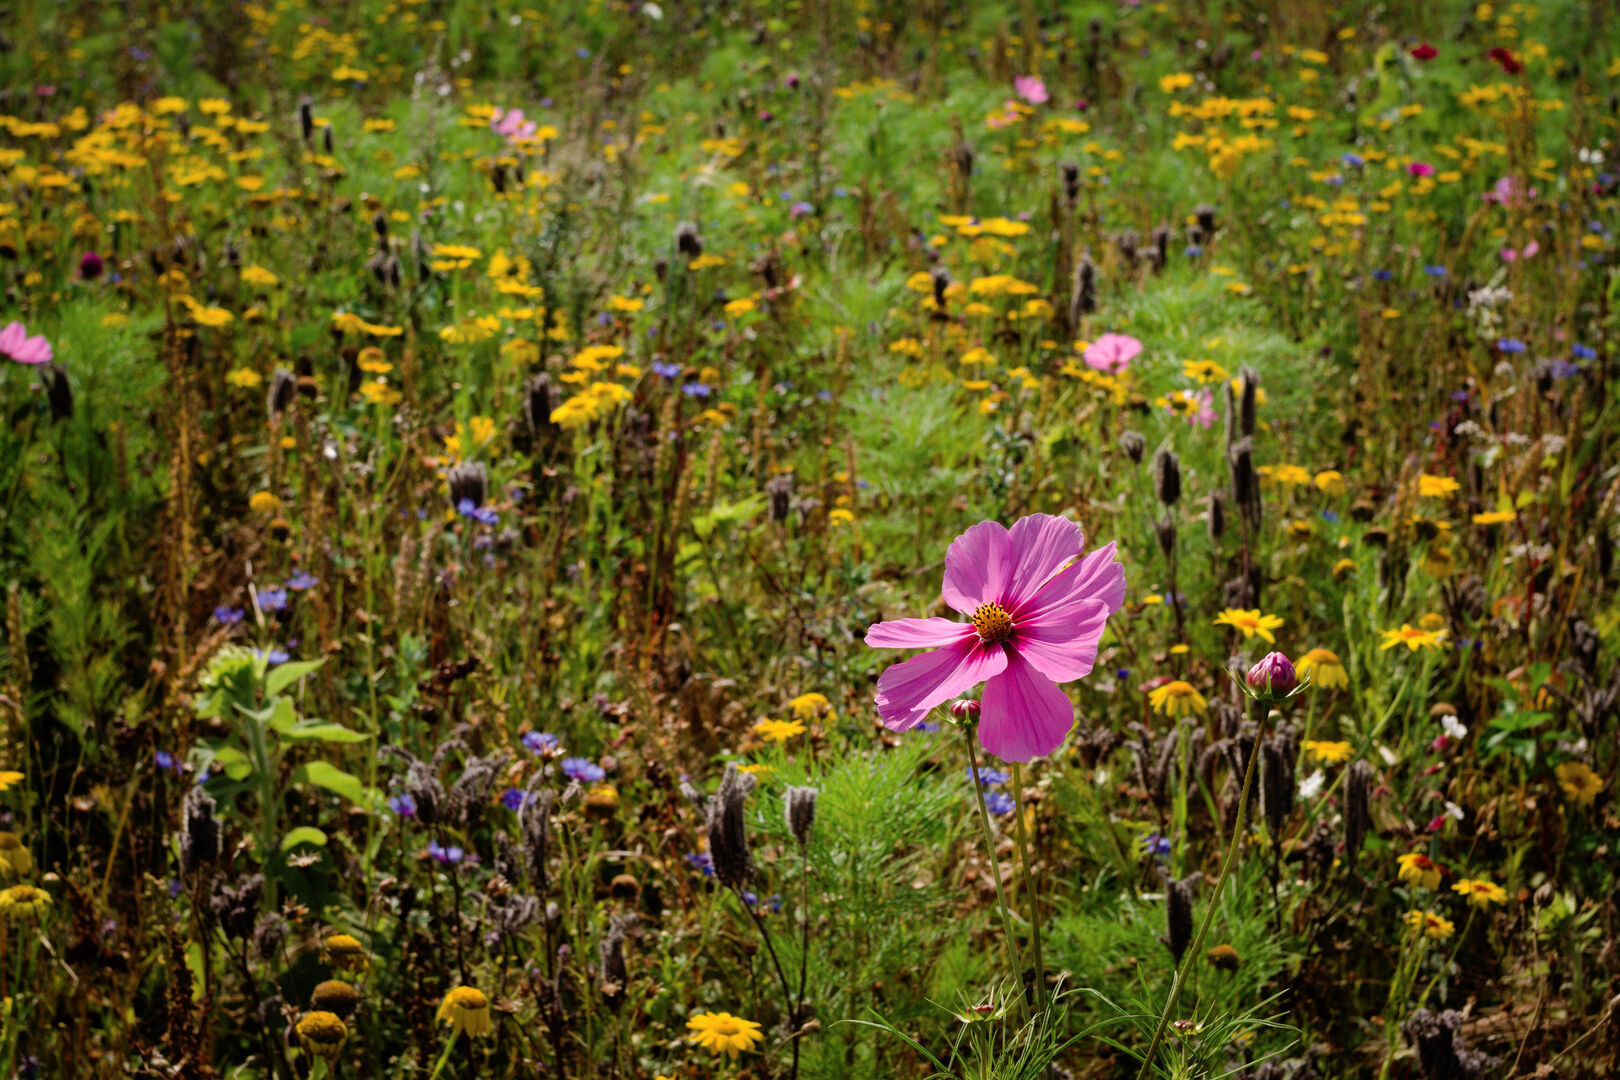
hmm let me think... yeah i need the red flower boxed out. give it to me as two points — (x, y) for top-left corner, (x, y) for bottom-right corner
(1489, 47), (1522, 75)
(1410, 43), (1437, 60)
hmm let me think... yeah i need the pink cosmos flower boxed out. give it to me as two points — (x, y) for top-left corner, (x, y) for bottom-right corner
(1014, 76), (1049, 105)
(1167, 387), (1216, 428)
(0, 321), (51, 365)
(1083, 332), (1142, 375)
(865, 514), (1125, 761)
(1484, 176), (1536, 207)
(1407, 162), (1434, 178)
(1499, 240), (1538, 262)
(491, 107), (537, 143)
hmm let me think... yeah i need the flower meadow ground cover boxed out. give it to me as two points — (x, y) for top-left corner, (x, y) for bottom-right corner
(1, 0), (1618, 1076)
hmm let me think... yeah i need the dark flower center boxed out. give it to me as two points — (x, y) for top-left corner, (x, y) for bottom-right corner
(971, 602), (1014, 644)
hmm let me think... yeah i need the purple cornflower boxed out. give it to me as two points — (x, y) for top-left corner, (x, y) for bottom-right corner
(285, 570), (319, 591)
(257, 586), (288, 612)
(686, 851), (715, 877)
(984, 791), (1015, 816)
(1497, 338), (1527, 353)
(501, 788), (527, 811)
(968, 767), (1010, 787)
(1140, 832), (1172, 857)
(388, 793), (418, 818)
(652, 361), (682, 378)
(561, 757), (605, 783)
(213, 605), (245, 625)
(428, 840), (464, 864)
(682, 383), (712, 398)
(522, 731), (560, 754)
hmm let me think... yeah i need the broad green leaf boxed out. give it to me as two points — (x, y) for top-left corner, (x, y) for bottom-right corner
(214, 746), (253, 781)
(280, 722), (370, 744)
(265, 659), (326, 698)
(294, 761), (366, 804)
(281, 826), (329, 850)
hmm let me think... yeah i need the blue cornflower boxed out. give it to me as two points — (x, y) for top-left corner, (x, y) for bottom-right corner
(522, 731), (560, 754)
(1373, 269), (1393, 281)
(968, 767), (1010, 787)
(428, 840), (464, 864)
(501, 788), (527, 811)
(389, 793), (418, 818)
(682, 382), (712, 398)
(1341, 153), (1364, 167)
(652, 361), (681, 378)
(1185, 245), (1205, 257)
(561, 757), (606, 783)
(686, 851), (715, 877)
(253, 646), (290, 666)
(1139, 832), (1172, 857)
(1497, 338), (1527, 353)
(1549, 360), (1581, 379)
(257, 586), (288, 612)
(155, 750), (178, 772)
(213, 605), (244, 624)
(914, 720), (942, 732)
(1572, 343), (1596, 360)
(285, 570), (319, 591)
(984, 791), (1015, 816)
(1321, 509), (1340, 523)
(1423, 265), (1448, 276)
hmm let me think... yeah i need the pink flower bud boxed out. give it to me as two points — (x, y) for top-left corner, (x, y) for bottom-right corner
(949, 699), (981, 721)
(1245, 652), (1297, 699)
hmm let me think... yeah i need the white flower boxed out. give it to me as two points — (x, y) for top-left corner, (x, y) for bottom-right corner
(1298, 769), (1326, 801)
(1441, 715), (1468, 741)
(1443, 801), (1464, 821)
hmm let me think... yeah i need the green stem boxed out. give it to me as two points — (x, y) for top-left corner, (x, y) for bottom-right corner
(1134, 701), (1270, 1080)
(1009, 762), (1046, 1011)
(963, 725), (1024, 1007)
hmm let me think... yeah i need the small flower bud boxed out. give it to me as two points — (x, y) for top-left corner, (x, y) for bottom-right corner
(949, 699), (981, 722)
(1246, 652), (1298, 700)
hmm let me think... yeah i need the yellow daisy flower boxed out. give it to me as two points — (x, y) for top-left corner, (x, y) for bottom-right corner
(1296, 648), (1347, 690)
(1148, 681), (1207, 717)
(686, 1011), (765, 1059)
(1212, 608), (1284, 643)
(437, 986), (493, 1038)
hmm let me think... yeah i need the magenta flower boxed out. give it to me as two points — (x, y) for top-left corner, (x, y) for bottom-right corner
(0, 321), (51, 365)
(1407, 162), (1434, 178)
(1083, 332), (1142, 375)
(865, 514), (1125, 761)
(1014, 76), (1049, 105)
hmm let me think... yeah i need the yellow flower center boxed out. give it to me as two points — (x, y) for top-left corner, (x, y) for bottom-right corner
(971, 603), (1014, 645)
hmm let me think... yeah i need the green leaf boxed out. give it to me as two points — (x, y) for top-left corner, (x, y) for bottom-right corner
(281, 826), (329, 850)
(294, 761), (367, 804)
(280, 722), (371, 744)
(265, 659), (326, 698)
(214, 745), (253, 781)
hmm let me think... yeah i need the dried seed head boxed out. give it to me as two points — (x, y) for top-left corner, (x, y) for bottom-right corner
(930, 265), (951, 309)
(674, 221), (703, 258)
(1344, 760), (1374, 866)
(447, 460), (489, 510)
(1070, 256), (1097, 324)
(45, 363), (72, 422)
(1238, 367), (1260, 438)
(1161, 872), (1201, 962)
(705, 763), (756, 888)
(210, 874), (264, 940)
(765, 474), (794, 523)
(1153, 449), (1181, 506)
(267, 368), (296, 420)
(1154, 518), (1177, 560)
(181, 786), (220, 873)
(1060, 161), (1080, 203)
(1150, 225), (1171, 273)
(784, 786), (818, 846)
(253, 912), (288, 960)
(1208, 491), (1226, 541)
(1118, 430), (1145, 464)
(524, 374), (560, 440)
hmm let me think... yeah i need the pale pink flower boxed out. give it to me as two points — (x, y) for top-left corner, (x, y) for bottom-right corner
(1083, 333), (1142, 375)
(1484, 176), (1536, 207)
(0, 321), (51, 365)
(491, 107), (537, 143)
(865, 514), (1125, 761)
(1013, 76), (1049, 105)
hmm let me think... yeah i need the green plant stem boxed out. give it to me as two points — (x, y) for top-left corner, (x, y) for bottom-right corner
(1009, 762), (1046, 1011)
(964, 725), (1024, 1007)
(1134, 701), (1270, 1080)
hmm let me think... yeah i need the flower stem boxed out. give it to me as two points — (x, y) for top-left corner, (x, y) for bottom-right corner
(1009, 762), (1047, 1010)
(1134, 701), (1270, 1080)
(964, 726), (1024, 1002)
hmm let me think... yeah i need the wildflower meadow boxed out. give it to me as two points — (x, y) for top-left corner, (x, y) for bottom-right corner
(2, 1), (1619, 1077)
